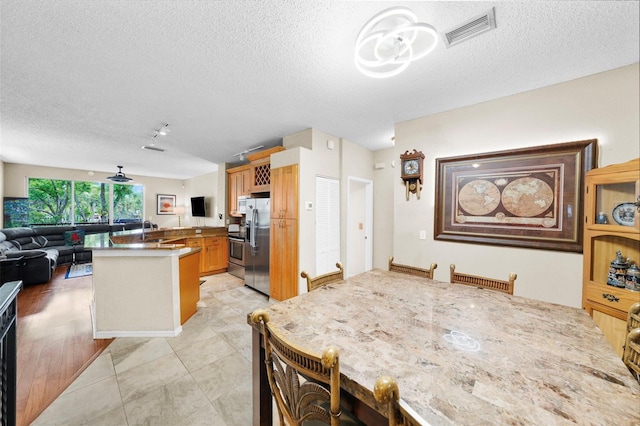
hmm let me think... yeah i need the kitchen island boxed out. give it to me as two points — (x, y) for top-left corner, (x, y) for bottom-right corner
(85, 231), (202, 338)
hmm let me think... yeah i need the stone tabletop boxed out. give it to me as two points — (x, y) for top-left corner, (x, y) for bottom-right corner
(258, 269), (640, 425)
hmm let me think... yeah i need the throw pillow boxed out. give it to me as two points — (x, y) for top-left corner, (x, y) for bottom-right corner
(64, 230), (85, 246)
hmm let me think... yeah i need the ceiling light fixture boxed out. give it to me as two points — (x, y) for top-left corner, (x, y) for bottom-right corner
(157, 123), (170, 136)
(233, 145), (265, 162)
(143, 123), (170, 152)
(354, 6), (438, 78)
(106, 165), (133, 182)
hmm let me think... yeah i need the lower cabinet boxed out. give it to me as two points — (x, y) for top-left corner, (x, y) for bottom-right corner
(184, 237), (228, 276)
(270, 218), (298, 301)
(179, 250), (200, 324)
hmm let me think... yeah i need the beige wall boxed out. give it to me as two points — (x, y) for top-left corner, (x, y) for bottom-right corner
(183, 170), (224, 228)
(381, 63), (639, 308)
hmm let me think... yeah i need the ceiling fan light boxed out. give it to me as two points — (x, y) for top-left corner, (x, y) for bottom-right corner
(106, 165), (133, 182)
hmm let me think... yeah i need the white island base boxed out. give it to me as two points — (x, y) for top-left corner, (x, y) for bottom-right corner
(91, 247), (199, 338)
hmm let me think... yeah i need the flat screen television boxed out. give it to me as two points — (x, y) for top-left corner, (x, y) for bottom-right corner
(190, 196), (206, 217)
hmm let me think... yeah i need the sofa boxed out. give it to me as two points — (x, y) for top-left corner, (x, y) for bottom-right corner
(0, 222), (151, 286)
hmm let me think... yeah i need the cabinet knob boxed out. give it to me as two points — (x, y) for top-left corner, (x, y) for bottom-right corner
(601, 293), (620, 303)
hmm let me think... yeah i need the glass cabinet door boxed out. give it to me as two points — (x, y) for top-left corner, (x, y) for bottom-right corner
(590, 180), (639, 230)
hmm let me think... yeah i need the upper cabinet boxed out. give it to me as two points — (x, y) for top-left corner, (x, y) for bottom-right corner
(228, 166), (251, 217)
(582, 158), (640, 356)
(227, 146), (285, 217)
(270, 165), (299, 219)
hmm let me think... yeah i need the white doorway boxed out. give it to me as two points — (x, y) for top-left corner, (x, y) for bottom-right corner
(346, 177), (373, 277)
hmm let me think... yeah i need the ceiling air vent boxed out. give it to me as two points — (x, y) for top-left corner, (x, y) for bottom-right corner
(141, 145), (166, 152)
(442, 7), (496, 48)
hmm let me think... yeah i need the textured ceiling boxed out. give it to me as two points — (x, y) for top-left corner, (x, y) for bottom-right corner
(1, 1), (638, 180)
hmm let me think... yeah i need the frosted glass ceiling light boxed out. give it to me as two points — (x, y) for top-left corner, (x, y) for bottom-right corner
(355, 7), (438, 78)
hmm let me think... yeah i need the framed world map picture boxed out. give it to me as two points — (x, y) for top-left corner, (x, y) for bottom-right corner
(434, 139), (597, 252)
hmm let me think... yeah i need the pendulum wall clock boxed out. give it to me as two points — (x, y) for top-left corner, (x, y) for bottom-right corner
(400, 149), (425, 200)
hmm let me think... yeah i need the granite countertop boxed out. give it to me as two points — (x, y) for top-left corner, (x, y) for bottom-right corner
(256, 269), (640, 425)
(86, 226), (227, 250)
(84, 232), (189, 251)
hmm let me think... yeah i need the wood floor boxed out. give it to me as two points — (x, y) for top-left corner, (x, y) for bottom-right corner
(15, 266), (113, 426)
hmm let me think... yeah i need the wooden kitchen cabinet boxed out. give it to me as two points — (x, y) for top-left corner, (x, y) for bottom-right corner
(179, 250), (200, 324)
(227, 166), (250, 217)
(270, 218), (298, 301)
(184, 236), (228, 276)
(202, 236), (228, 274)
(250, 157), (272, 193)
(270, 164), (299, 300)
(271, 164), (299, 219)
(582, 158), (640, 357)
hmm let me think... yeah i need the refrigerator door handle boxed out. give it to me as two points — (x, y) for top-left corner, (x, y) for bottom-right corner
(250, 208), (258, 250)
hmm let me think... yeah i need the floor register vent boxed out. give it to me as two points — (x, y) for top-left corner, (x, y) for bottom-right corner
(442, 7), (496, 48)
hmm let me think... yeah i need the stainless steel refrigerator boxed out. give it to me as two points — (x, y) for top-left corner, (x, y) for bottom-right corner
(245, 198), (270, 296)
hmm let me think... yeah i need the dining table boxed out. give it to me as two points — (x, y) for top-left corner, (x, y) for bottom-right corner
(248, 269), (640, 425)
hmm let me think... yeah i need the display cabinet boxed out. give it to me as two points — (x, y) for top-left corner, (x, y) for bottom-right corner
(582, 158), (640, 357)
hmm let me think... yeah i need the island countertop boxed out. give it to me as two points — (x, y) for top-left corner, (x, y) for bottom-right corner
(250, 269), (640, 425)
(83, 226), (227, 250)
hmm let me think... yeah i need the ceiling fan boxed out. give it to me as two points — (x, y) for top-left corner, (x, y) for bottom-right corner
(106, 165), (133, 182)
(234, 145), (265, 161)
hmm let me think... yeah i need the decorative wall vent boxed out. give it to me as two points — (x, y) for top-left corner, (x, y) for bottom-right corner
(442, 7), (496, 48)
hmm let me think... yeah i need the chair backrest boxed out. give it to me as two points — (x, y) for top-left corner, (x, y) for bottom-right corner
(623, 328), (640, 384)
(449, 264), (516, 295)
(627, 302), (640, 332)
(301, 262), (344, 292)
(373, 376), (424, 426)
(388, 256), (437, 279)
(250, 309), (341, 426)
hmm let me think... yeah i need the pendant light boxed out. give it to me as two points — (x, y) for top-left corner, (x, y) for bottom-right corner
(106, 165), (133, 182)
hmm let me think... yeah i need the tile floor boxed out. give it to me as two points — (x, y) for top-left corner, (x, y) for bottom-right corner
(32, 273), (273, 426)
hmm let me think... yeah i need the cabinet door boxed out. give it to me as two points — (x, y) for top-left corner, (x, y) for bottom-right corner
(228, 172), (240, 216)
(591, 308), (628, 357)
(203, 237), (228, 273)
(251, 159), (272, 193)
(240, 169), (251, 196)
(585, 165), (640, 232)
(271, 164), (299, 219)
(270, 218), (298, 301)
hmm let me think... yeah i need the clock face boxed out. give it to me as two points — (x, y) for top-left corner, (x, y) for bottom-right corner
(403, 159), (419, 175)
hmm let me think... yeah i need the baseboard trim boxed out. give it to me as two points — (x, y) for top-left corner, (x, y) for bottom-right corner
(93, 327), (182, 339)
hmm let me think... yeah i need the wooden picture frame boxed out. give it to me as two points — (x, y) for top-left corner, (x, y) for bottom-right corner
(434, 139), (597, 252)
(156, 194), (176, 215)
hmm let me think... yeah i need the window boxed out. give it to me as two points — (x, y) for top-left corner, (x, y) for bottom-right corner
(74, 181), (110, 224)
(28, 178), (72, 224)
(113, 183), (143, 223)
(25, 178), (144, 226)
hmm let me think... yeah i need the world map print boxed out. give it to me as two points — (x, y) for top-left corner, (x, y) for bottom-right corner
(454, 170), (559, 229)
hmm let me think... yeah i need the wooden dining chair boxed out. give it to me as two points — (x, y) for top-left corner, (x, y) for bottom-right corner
(301, 262), (344, 292)
(388, 256), (437, 279)
(373, 376), (424, 426)
(627, 302), (640, 332)
(623, 328), (640, 384)
(250, 309), (361, 425)
(449, 264), (516, 295)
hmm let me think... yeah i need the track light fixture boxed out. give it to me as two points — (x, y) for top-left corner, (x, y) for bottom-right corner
(233, 145), (265, 161)
(157, 123), (170, 136)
